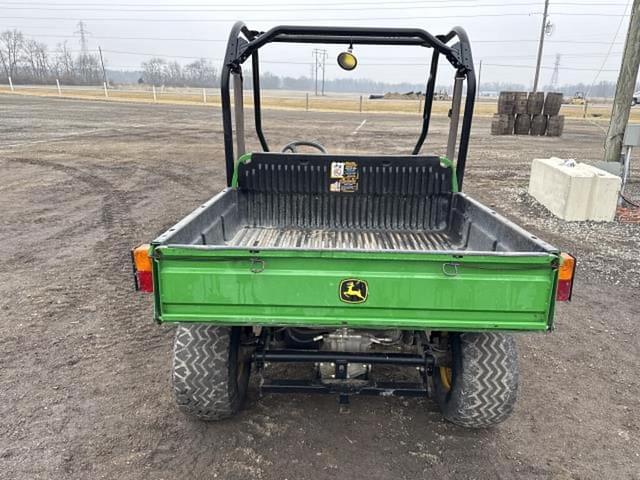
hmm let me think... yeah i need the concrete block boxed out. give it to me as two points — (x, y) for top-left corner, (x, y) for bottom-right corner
(593, 160), (623, 177)
(528, 157), (621, 221)
(582, 164), (621, 221)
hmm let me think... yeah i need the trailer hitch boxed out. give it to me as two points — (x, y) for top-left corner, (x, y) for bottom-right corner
(254, 349), (436, 404)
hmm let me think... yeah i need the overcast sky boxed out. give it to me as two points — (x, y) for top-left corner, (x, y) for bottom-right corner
(1, 0), (633, 88)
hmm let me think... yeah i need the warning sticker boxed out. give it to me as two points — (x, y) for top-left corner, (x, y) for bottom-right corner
(331, 162), (345, 178)
(329, 161), (359, 193)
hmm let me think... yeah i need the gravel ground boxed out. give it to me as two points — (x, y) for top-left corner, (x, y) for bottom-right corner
(0, 95), (639, 479)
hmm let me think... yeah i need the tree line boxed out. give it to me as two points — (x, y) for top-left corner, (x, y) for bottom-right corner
(1, 27), (630, 97)
(139, 57), (218, 87)
(0, 28), (103, 85)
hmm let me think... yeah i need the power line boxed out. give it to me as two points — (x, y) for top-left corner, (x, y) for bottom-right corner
(0, 2), (628, 11)
(89, 48), (624, 72)
(483, 63), (618, 72)
(586, 0), (633, 97)
(7, 33), (228, 42)
(1, 12), (630, 23)
(3, 28), (626, 46)
(0, 0), (627, 6)
(98, 48), (625, 62)
(2, 13), (549, 22)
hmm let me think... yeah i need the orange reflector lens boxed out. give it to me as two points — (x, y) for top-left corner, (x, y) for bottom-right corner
(131, 244), (154, 293)
(558, 253), (575, 281)
(133, 244), (152, 272)
(556, 252), (576, 302)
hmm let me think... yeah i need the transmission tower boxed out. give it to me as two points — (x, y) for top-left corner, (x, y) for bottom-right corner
(75, 21), (90, 56)
(550, 53), (561, 88)
(312, 48), (327, 96)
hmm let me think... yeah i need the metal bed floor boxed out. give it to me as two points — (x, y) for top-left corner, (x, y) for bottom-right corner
(227, 226), (455, 251)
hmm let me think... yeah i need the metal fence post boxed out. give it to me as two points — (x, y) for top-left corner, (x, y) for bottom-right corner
(8, 76), (14, 92)
(103, 82), (109, 98)
(359, 95), (363, 113)
(152, 85), (157, 102)
(56, 79), (61, 96)
(418, 95), (423, 114)
(306, 92), (309, 111)
(583, 100), (588, 119)
(202, 88), (207, 104)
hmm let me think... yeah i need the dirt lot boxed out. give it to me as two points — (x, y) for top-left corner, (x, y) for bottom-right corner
(1, 95), (639, 480)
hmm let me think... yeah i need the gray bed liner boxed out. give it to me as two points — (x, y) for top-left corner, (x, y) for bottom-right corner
(153, 188), (556, 254)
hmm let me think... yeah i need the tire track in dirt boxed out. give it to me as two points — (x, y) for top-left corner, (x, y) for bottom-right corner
(4, 157), (136, 307)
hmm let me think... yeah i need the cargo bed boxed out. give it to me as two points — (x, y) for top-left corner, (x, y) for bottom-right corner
(150, 154), (560, 331)
(155, 153), (555, 255)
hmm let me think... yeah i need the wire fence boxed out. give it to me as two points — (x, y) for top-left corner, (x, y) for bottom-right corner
(0, 79), (622, 119)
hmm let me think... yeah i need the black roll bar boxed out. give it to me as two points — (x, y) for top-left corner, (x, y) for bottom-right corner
(220, 22), (475, 190)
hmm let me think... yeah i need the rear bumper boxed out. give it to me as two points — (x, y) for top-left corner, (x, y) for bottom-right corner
(151, 247), (559, 332)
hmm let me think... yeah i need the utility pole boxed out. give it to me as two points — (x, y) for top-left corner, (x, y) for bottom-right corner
(98, 46), (108, 86)
(312, 48), (327, 96)
(550, 53), (561, 88)
(313, 51), (318, 96)
(321, 50), (327, 96)
(533, 0), (550, 92)
(476, 59), (482, 99)
(75, 21), (89, 56)
(604, 0), (640, 162)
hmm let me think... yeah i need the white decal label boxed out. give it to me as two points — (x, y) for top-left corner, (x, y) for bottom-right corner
(331, 162), (345, 178)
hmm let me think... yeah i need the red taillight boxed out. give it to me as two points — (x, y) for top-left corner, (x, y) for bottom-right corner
(132, 244), (154, 293)
(556, 253), (576, 301)
(136, 270), (153, 293)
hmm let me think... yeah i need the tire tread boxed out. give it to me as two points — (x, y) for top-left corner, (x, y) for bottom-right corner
(172, 325), (240, 421)
(437, 333), (518, 428)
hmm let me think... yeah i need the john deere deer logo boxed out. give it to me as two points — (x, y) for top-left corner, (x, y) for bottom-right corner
(339, 279), (368, 304)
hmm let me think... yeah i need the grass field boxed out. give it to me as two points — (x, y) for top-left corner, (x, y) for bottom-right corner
(0, 84), (630, 120)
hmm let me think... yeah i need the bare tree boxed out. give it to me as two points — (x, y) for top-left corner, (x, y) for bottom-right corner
(0, 29), (24, 80)
(184, 58), (217, 87)
(22, 39), (50, 81)
(164, 60), (184, 86)
(53, 41), (74, 81)
(76, 52), (101, 84)
(141, 57), (166, 85)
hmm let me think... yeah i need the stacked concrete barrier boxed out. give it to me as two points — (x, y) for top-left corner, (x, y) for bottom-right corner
(527, 92), (544, 115)
(497, 91), (516, 114)
(491, 113), (514, 135)
(492, 91), (518, 135)
(514, 113), (531, 135)
(491, 91), (564, 136)
(530, 114), (547, 135)
(546, 113), (565, 137)
(514, 92), (528, 114)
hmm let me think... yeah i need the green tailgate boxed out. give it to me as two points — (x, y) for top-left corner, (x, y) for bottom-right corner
(152, 247), (559, 332)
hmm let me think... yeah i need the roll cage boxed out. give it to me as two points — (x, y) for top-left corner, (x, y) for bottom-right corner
(221, 22), (476, 190)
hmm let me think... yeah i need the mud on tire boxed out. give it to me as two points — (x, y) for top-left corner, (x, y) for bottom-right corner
(172, 325), (250, 421)
(434, 333), (518, 428)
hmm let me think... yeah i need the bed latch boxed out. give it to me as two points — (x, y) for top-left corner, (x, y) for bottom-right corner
(250, 258), (265, 273)
(442, 262), (460, 277)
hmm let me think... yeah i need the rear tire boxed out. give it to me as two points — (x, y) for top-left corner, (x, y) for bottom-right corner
(172, 325), (250, 421)
(434, 333), (518, 428)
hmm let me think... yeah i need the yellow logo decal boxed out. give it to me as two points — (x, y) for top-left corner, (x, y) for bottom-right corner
(339, 279), (368, 304)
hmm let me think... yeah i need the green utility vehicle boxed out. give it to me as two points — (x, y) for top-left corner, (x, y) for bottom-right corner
(132, 23), (576, 428)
